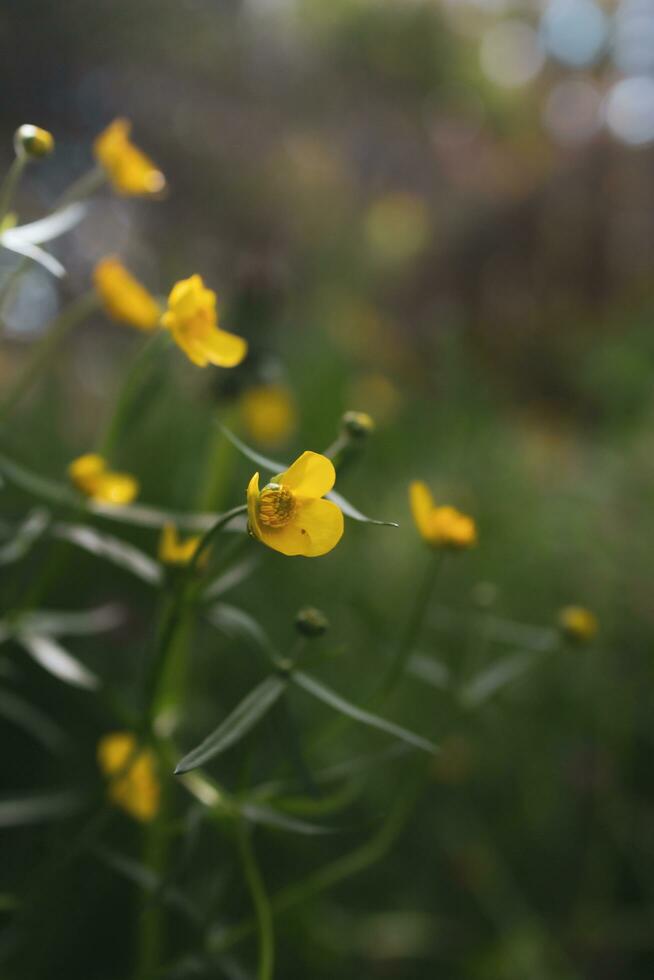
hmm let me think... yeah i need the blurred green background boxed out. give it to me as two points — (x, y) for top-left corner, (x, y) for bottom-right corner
(1, 0), (654, 978)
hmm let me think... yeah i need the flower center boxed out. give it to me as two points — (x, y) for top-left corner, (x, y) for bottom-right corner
(258, 483), (296, 527)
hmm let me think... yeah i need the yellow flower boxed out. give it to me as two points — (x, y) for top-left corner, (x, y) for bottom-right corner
(161, 275), (247, 369)
(410, 481), (477, 550)
(241, 384), (296, 446)
(68, 453), (138, 506)
(14, 124), (54, 159)
(97, 732), (160, 823)
(93, 118), (165, 196)
(247, 451), (344, 557)
(558, 606), (598, 643)
(159, 523), (203, 566)
(93, 257), (161, 331)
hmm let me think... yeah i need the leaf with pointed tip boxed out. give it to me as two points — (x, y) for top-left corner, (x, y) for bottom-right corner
(22, 603), (124, 638)
(239, 802), (333, 836)
(220, 426), (398, 526)
(202, 554), (261, 601)
(205, 602), (278, 661)
(17, 633), (99, 690)
(0, 239), (65, 277)
(175, 676), (287, 774)
(53, 523), (162, 585)
(292, 671), (438, 755)
(460, 651), (543, 709)
(2, 203), (86, 246)
(0, 790), (84, 828)
(0, 508), (49, 566)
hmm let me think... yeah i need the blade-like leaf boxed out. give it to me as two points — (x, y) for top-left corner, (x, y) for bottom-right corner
(239, 802), (333, 836)
(292, 671), (438, 755)
(22, 603), (124, 638)
(0, 790), (84, 828)
(0, 508), (49, 566)
(17, 633), (99, 690)
(0, 453), (74, 507)
(175, 676), (287, 774)
(220, 426), (398, 526)
(202, 554), (261, 601)
(407, 654), (450, 690)
(0, 688), (69, 754)
(53, 523), (162, 585)
(2, 203), (86, 246)
(205, 602), (278, 661)
(460, 651), (543, 709)
(0, 239), (65, 277)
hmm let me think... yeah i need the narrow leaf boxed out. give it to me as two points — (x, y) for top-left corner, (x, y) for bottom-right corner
(2, 203), (86, 246)
(0, 239), (65, 277)
(293, 671), (438, 755)
(407, 654), (450, 690)
(202, 554), (261, 601)
(205, 602), (278, 660)
(0, 790), (84, 828)
(0, 688), (69, 754)
(220, 426), (398, 526)
(460, 651), (543, 709)
(175, 676), (287, 774)
(18, 633), (99, 690)
(53, 523), (162, 585)
(22, 603), (124, 638)
(239, 802), (333, 836)
(0, 508), (49, 566)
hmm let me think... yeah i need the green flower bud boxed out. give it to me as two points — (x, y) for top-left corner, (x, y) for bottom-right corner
(295, 607), (329, 638)
(14, 125), (54, 160)
(341, 410), (375, 439)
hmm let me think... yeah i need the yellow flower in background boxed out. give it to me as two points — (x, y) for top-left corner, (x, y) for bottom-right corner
(97, 732), (160, 823)
(410, 481), (477, 550)
(161, 275), (247, 368)
(247, 451), (344, 557)
(14, 124), (54, 159)
(159, 523), (203, 566)
(241, 384), (296, 446)
(93, 118), (165, 196)
(93, 257), (161, 331)
(364, 192), (431, 267)
(68, 453), (138, 506)
(558, 606), (598, 643)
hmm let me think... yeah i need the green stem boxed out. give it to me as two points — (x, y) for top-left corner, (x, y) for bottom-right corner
(0, 156), (27, 225)
(53, 165), (107, 210)
(0, 291), (100, 424)
(380, 552), (444, 696)
(97, 330), (168, 457)
(236, 821), (274, 980)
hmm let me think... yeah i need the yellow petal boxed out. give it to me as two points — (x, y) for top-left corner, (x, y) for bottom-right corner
(199, 326), (248, 368)
(167, 275), (216, 318)
(241, 385), (296, 446)
(68, 453), (106, 493)
(93, 257), (161, 331)
(247, 471), (263, 540)
(92, 472), (139, 506)
(409, 480), (435, 541)
(256, 498), (343, 557)
(94, 119), (165, 197)
(275, 451), (335, 499)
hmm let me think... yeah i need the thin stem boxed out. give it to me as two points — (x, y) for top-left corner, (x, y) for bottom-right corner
(235, 821), (274, 980)
(0, 156), (27, 225)
(53, 165), (107, 210)
(0, 291), (100, 424)
(380, 552), (444, 696)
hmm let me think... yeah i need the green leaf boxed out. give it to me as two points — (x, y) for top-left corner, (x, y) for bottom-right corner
(407, 654), (450, 690)
(292, 671), (438, 755)
(0, 790), (84, 827)
(0, 508), (49, 566)
(460, 651), (543, 709)
(0, 688), (69, 754)
(220, 426), (398, 527)
(202, 554), (261, 601)
(20, 603), (123, 638)
(175, 676), (287, 774)
(205, 602), (278, 662)
(239, 802), (333, 836)
(16, 633), (100, 690)
(3, 202), (86, 245)
(53, 523), (162, 585)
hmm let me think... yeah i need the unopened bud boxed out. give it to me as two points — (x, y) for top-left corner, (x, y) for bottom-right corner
(14, 125), (54, 160)
(295, 607), (329, 638)
(341, 410), (375, 439)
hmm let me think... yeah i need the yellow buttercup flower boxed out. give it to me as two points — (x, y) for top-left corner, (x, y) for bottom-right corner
(247, 451), (344, 557)
(68, 453), (138, 506)
(161, 275), (247, 369)
(93, 257), (161, 331)
(241, 384), (296, 446)
(93, 118), (165, 196)
(410, 481), (477, 550)
(97, 732), (160, 823)
(558, 606), (598, 643)
(159, 523), (203, 566)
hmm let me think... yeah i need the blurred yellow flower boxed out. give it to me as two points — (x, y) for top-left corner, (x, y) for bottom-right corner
(97, 732), (160, 823)
(410, 481), (476, 550)
(159, 523), (202, 566)
(93, 257), (161, 331)
(247, 451), (344, 557)
(14, 124), (54, 159)
(364, 192), (431, 267)
(558, 606), (598, 643)
(93, 118), (165, 197)
(241, 384), (296, 446)
(161, 275), (247, 368)
(68, 453), (138, 506)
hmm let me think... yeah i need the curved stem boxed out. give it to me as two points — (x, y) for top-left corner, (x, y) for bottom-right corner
(0, 156), (27, 225)
(236, 821), (274, 980)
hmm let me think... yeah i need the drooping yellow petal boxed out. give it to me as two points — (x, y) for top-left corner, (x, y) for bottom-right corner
(159, 523), (202, 565)
(198, 326), (248, 368)
(93, 257), (161, 331)
(68, 453), (106, 494)
(92, 472), (139, 506)
(274, 451), (335, 499)
(161, 275), (247, 369)
(97, 732), (160, 823)
(94, 118), (165, 197)
(409, 480), (435, 542)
